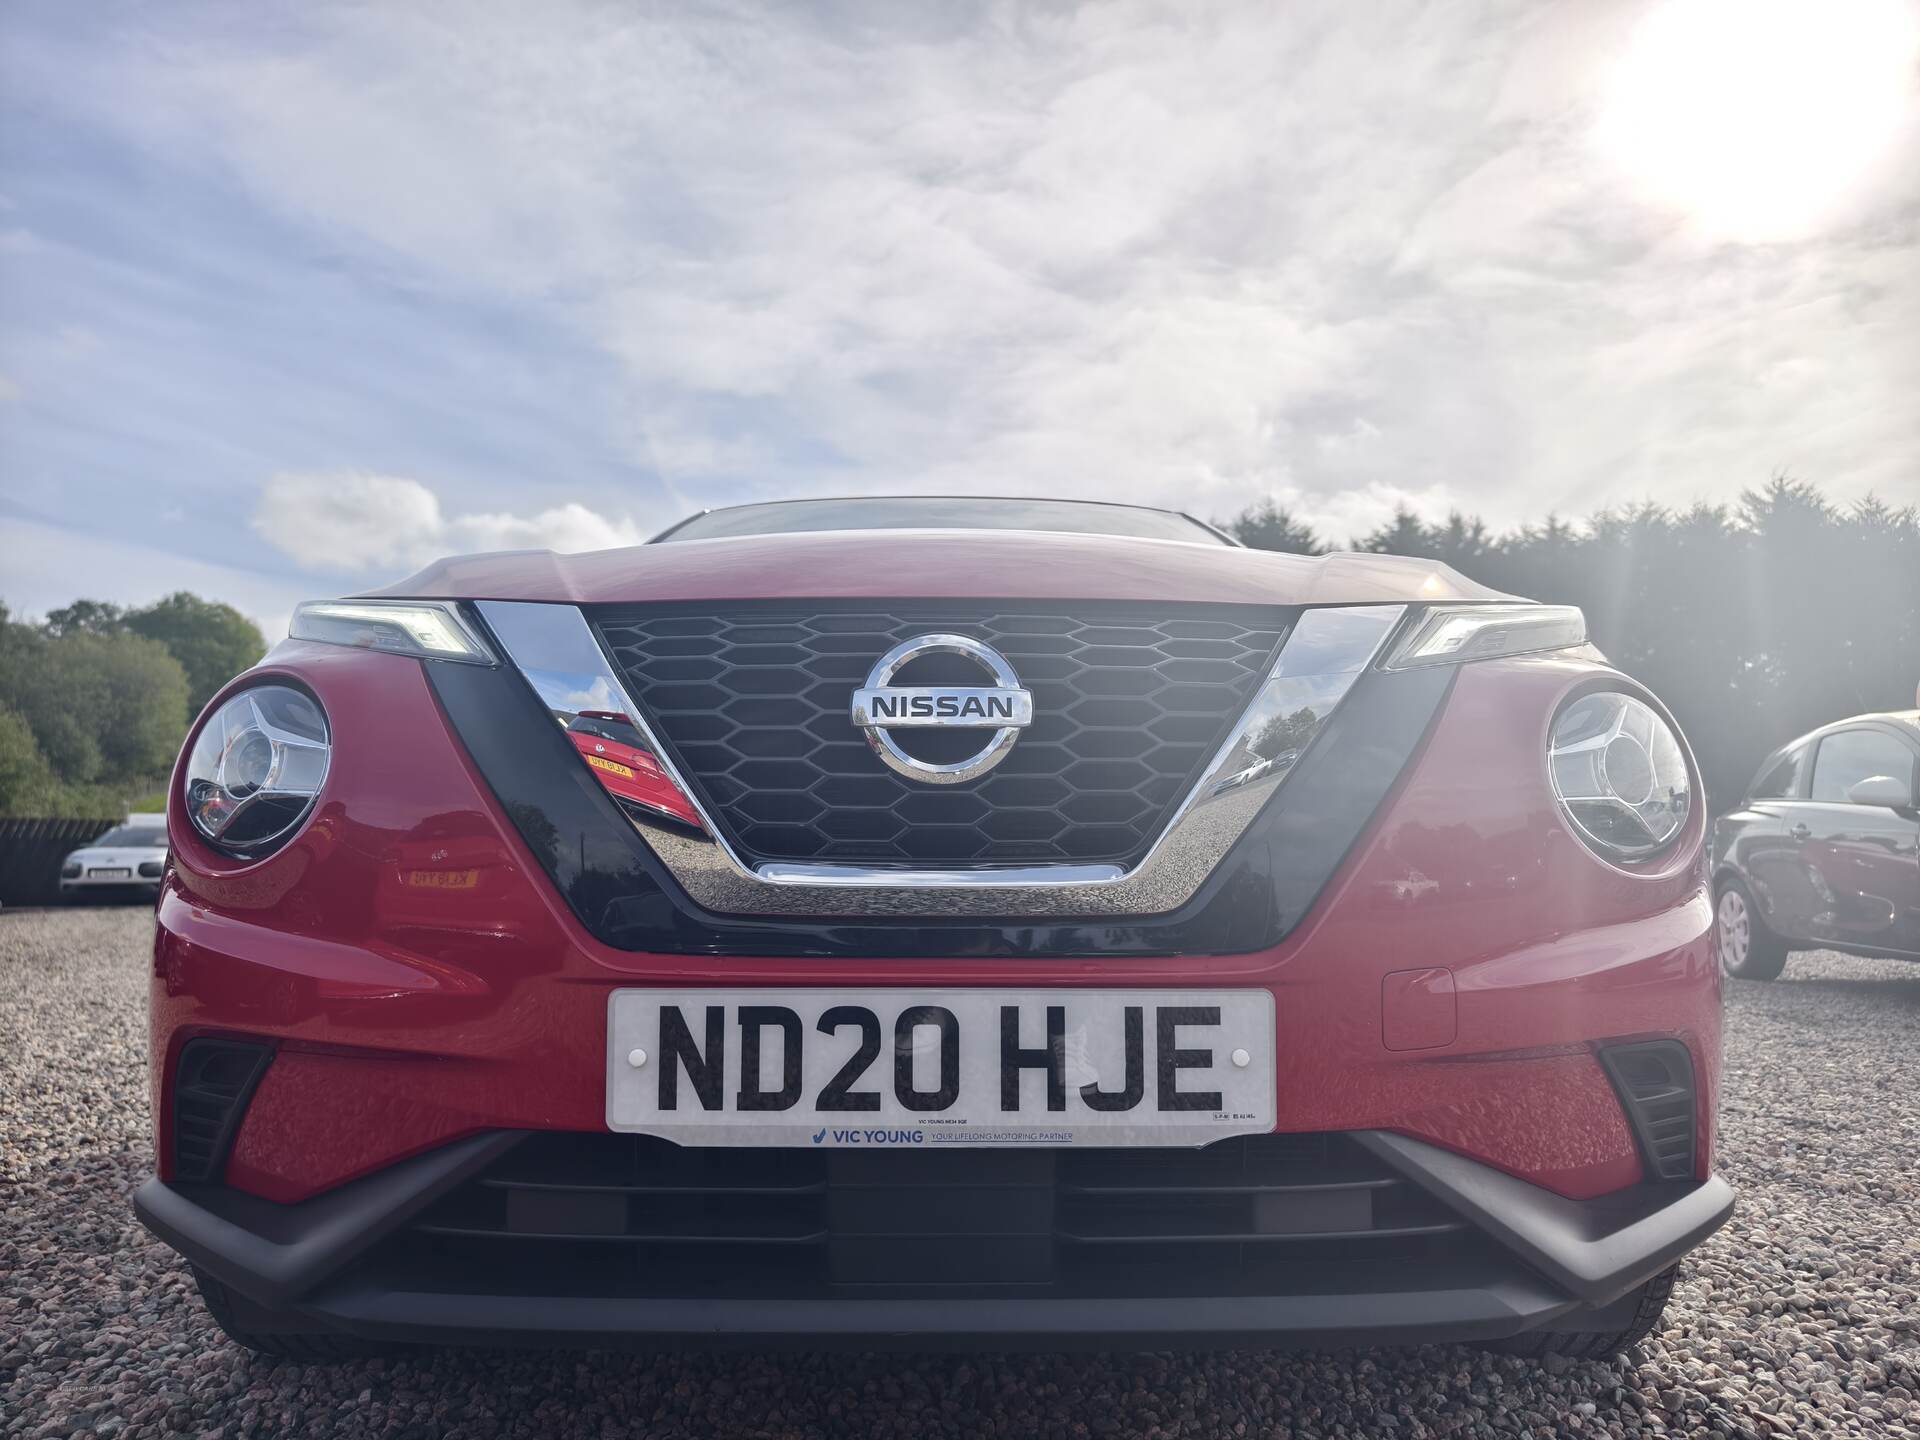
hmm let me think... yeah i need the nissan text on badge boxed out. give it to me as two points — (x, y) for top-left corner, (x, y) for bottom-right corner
(137, 494), (1731, 1360)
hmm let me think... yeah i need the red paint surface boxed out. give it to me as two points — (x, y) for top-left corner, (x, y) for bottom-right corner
(357, 531), (1510, 609)
(156, 643), (1719, 1206)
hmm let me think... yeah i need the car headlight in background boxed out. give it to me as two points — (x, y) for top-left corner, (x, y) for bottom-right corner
(1548, 692), (1691, 862)
(184, 685), (332, 857)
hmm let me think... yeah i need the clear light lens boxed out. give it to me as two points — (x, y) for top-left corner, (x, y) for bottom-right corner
(184, 685), (332, 855)
(1549, 692), (1691, 861)
(289, 600), (493, 663)
(1385, 604), (1587, 669)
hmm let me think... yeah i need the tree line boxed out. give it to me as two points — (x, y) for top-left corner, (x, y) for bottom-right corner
(0, 594), (265, 817)
(1222, 477), (1920, 807)
(1, 477), (1911, 819)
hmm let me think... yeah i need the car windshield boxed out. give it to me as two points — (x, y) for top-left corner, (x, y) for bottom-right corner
(655, 497), (1231, 545)
(569, 713), (646, 750)
(93, 826), (165, 847)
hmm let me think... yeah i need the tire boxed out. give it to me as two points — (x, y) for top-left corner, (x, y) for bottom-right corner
(1715, 877), (1788, 980)
(192, 1267), (390, 1361)
(1489, 1265), (1678, 1361)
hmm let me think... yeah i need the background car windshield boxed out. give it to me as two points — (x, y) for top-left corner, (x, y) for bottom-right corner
(657, 498), (1229, 545)
(1808, 730), (1914, 802)
(569, 714), (646, 749)
(93, 826), (165, 847)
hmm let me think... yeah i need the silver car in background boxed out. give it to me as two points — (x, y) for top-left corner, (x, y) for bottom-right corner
(60, 814), (169, 901)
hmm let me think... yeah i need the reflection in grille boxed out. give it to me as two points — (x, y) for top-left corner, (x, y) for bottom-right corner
(380, 1132), (1480, 1302)
(594, 603), (1290, 866)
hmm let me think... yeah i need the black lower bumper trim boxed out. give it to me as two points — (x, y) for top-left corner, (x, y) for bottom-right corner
(136, 1128), (1731, 1349)
(305, 1278), (1578, 1352)
(134, 1132), (525, 1310)
(1354, 1132), (1735, 1306)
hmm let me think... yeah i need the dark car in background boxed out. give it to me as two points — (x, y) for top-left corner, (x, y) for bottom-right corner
(1712, 712), (1920, 979)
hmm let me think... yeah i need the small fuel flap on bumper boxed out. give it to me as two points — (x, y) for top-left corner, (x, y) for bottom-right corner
(606, 988), (1277, 1148)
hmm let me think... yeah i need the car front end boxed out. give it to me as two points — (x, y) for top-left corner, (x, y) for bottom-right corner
(135, 515), (1730, 1356)
(61, 816), (169, 901)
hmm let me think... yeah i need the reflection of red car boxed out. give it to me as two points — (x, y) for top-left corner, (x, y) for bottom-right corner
(564, 711), (702, 829)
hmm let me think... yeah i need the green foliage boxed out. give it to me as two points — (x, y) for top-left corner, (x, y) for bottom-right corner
(0, 706), (58, 811)
(1223, 500), (1326, 555)
(0, 602), (195, 816)
(1226, 479), (1920, 807)
(124, 591), (266, 712)
(0, 705), (142, 817)
(0, 588), (266, 814)
(41, 598), (127, 637)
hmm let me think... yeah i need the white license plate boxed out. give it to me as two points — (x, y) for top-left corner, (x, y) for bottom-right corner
(89, 868), (132, 879)
(606, 988), (1276, 1148)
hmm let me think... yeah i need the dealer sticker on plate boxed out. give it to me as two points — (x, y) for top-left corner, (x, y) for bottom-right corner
(606, 988), (1276, 1147)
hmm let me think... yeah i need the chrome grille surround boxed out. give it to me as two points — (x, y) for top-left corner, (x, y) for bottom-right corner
(476, 600), (1407, 919)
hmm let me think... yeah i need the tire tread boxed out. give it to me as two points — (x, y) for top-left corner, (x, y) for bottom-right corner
(1490, 1265), (1678, 1361)
(192, 1268), (390, 1361)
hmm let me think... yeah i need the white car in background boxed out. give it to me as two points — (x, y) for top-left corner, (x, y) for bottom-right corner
(60, 814), (168, 901)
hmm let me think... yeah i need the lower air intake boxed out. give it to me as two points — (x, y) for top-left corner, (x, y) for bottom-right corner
(378, 1132), (1486, 1302)
(1600, 1040), (1697, 1182)
(172, 1039), (272, 1184)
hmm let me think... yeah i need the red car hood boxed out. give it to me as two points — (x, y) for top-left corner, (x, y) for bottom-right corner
(362, 530), (1511, 607)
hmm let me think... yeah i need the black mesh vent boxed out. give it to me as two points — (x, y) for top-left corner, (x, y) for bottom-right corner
(384, 1132), (1477, 1302)
(172, 1039), (272, 1183)
(1600, 1040), (1697, 1182)
(594, 602), (1290, 866)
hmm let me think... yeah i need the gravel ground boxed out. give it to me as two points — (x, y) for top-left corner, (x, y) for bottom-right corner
(3, 905), (1917, 1439)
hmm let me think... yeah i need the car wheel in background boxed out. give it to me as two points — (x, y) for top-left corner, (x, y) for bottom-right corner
(1715, 878), (1788, 981)
(1487, 1265), (1679, 1360)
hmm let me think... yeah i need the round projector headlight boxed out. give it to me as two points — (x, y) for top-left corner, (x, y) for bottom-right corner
(1548, 692), (1691, 862)
(184, 685), (332, 856)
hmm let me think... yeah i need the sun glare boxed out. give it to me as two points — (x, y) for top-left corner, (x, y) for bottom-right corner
(1600, 0), (1919, 242)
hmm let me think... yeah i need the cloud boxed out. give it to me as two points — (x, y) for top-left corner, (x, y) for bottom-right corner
(0, 514), (311, 642)
(250, 473), (649, 574)
(2, 0), (1916, 570)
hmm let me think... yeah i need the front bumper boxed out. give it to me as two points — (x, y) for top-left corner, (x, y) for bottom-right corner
(62, 875), (162, 894)
(135, 1128), (1732, 1350)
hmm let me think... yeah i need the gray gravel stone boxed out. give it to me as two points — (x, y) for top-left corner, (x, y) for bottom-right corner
(4, 904), (1917, 1437)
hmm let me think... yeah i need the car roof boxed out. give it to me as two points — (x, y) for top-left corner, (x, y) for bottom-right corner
(1774, 711), (1920, 753)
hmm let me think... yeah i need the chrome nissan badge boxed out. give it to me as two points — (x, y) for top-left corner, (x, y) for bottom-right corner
(851, 634), (1033, 784)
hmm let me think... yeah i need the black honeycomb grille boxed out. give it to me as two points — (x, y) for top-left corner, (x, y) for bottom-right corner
(594, 602), (1291, 866)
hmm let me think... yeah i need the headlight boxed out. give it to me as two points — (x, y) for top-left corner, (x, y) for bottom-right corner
(61, 860), (81, 878)
(1383, 603), (1587, 669)
(290, 599), (493, 663)
(1548, 692), (1691, 862)
(184, 685), (332, 856)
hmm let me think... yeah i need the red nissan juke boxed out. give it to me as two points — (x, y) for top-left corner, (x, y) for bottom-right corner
(137, 496), (1730, 1359)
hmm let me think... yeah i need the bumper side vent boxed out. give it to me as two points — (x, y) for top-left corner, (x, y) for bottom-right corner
(1599, 1040), (1697, 1182)
(172, 1039), (273, 1184)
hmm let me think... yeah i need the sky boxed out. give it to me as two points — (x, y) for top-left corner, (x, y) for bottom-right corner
(2, 0), (1917, 641)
